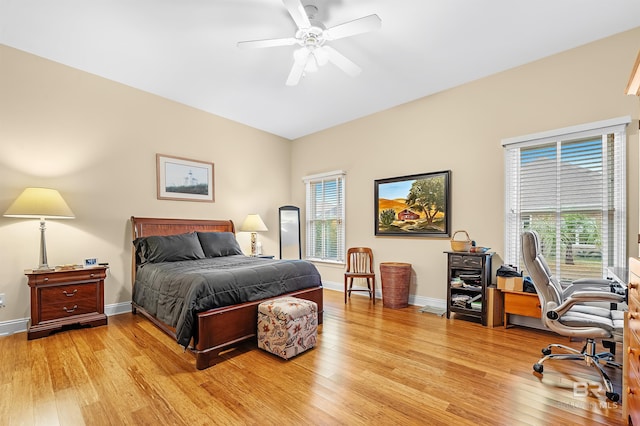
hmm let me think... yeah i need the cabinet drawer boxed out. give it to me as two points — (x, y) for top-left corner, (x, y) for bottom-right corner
(504, 292), (541, 318)
(450, 255), (482, 269)
(629, 291), (640, 317)
(40, 298), (98, 321)
(630, 314), (640, 355)
(630, 281), (640, 306)
(31, 269), (105, 285)
(628, 364), (640, 425)
(40, 283), (98, 304)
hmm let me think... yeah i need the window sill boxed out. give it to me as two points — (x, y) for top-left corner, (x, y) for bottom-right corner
(305, 258), (345, 267)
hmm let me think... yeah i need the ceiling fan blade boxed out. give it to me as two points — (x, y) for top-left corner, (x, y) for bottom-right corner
(324, 14), (382, 40)
(323, 46), (361, 77)
(286, 48), (311, 86)
(282, 0), (311, 30)
(237, 37), (298, 49)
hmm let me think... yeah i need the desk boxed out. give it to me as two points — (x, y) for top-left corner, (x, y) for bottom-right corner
(502, 290), (541, 328)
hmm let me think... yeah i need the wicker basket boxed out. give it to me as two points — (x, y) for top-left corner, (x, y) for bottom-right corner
(380, 262), (411, 309)
(450, 230), (472, 252)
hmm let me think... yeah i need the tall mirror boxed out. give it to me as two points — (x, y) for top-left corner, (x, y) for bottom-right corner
(279, 205), (301, 259)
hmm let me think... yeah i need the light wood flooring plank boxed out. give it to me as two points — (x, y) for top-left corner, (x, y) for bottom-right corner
(0, 289), (624, 425)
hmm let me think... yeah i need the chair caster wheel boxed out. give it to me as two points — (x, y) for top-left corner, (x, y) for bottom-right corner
(606, 392), (620, 402)
(533, 363), (543, 373)
(542, 348), (552, 356)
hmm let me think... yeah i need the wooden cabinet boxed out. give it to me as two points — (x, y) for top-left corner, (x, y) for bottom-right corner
(25, 266), (108, 339)
(502, 290), (541, 327)
(625, 257), (640, 424)
(445, 251), (493, 326)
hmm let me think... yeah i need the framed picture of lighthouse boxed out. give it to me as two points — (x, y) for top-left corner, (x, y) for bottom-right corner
(156, 154), (214, 202)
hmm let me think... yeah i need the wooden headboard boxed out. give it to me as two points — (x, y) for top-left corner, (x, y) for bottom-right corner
(130, 216), (236, 286)
(131, 216), (235, 239)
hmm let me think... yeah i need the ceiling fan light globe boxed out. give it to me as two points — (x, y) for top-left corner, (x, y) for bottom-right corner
(314, 47), (329, 66)
(293, 47), (307, 61)
(304, 57), (319, 73)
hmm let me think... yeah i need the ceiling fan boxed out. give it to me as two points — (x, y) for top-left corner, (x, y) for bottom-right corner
(237, 0), (382, 86)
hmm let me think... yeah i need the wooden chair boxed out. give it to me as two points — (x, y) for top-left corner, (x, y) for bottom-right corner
(344, 247), (375, 304)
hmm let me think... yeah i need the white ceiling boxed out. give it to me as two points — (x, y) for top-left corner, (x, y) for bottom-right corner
(2, 0), (640, 140)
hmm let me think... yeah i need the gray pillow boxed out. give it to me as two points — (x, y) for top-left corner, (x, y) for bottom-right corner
(139, 232), (206, 263)
(197, 232), (243, 257)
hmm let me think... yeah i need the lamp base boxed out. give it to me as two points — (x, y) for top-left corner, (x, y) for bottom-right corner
(26, 266), (55, 274)
(250, 232), (257, 256)
(35, 266), (55, 272)
(38, 219), (52, 271)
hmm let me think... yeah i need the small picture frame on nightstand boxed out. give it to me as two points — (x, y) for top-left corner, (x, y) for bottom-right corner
(84, 258), (98, 268)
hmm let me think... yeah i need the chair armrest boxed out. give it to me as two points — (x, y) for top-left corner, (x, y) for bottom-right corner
(551, 291), (625, 317)
(572, 278), (613, 286)
(562, 278), (614, 297)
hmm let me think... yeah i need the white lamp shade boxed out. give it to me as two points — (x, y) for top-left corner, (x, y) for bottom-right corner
(239, 214), (268, 232)
(4, 187), (75, 219)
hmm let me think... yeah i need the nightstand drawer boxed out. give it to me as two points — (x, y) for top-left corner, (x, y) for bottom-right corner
(41, 299), (98, 321)
(40, 282), (98, 304)
(31, 269), (105, 285)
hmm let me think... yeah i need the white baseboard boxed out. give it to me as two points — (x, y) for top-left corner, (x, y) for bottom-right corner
(322, 280), (446, 309)
(105, 301), (133, 316)
(0, 318), (29, 337)
(0, 301), (132, 336)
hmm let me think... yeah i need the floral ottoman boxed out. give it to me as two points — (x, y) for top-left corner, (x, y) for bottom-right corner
(257, 297), (318, 359)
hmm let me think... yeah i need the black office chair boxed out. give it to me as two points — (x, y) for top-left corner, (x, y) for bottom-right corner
(521, 230), (625, 402)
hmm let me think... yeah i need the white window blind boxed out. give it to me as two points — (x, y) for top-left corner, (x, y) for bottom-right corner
(503, 117), (629, 284)
(303, 170), (346, 263)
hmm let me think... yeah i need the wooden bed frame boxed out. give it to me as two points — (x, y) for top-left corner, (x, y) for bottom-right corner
(130, 216), (324, 369)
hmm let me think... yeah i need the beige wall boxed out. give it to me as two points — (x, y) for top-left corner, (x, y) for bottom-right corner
(1, 27), (639, 326)
(291, 27), (640, 301)
(0, 45), (292, 324)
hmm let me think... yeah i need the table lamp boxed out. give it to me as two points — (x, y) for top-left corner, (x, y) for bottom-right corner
(240, 214), (268, 256)
(4, 187), (75, 270)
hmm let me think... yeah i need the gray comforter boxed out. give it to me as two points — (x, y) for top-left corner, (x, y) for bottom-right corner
(132, 255), (322, 347)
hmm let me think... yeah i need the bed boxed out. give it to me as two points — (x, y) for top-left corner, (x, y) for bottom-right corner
(130, 216), (323, 369)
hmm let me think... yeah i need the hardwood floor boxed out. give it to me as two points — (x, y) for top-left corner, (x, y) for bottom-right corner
(0, 289), (624, 425)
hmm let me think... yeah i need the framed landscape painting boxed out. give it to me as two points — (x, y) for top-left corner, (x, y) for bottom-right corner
(156, 154), (214, 202)
(374, 170), (451, 237)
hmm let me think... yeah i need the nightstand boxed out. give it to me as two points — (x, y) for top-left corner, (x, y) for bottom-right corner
(25, 266), (108, 339)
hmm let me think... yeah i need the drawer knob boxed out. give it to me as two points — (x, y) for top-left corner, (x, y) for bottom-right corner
(43, 277), (49, 282)
(630, 282), (639, 290)
(63, 305), (78, 313)
(631, 312), (638, 320)
(90, 273), (95, 278)
(62, 289), (78, 297)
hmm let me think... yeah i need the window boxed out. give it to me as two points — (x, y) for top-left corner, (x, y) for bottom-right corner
(303, 170), (346, 263)
(503, 117), (629, 284)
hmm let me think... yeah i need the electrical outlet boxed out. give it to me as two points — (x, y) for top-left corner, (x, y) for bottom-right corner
(0, 293), (4, 308)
